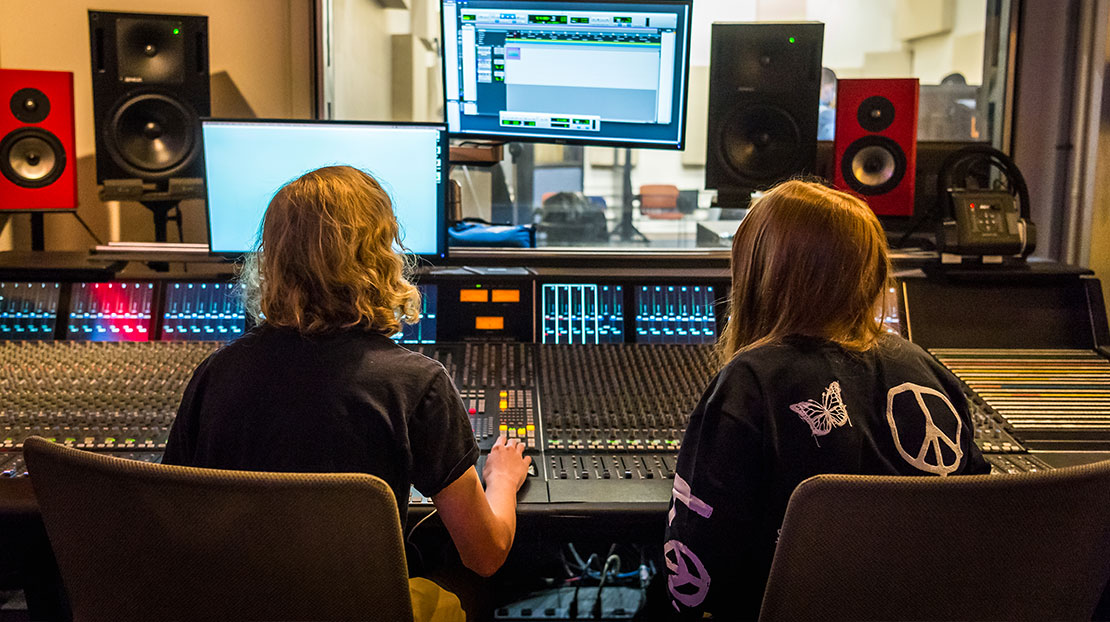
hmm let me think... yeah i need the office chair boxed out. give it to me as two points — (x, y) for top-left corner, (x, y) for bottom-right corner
(759, 460), (1110, 621)
(638, 184), (682, 219)
(22, 436), (419, 622)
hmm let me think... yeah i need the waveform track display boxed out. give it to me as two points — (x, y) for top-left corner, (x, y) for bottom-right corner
(396, 285), (438, 344)
(0, 282), (60, 340)
(67, 282), (154, 342)
(162, 282), (246, 341)
(542, 284), (624, 345)
(635, 285), (716, 344)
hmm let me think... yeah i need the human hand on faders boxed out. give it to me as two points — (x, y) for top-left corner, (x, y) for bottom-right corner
(483, 435), (531, 492)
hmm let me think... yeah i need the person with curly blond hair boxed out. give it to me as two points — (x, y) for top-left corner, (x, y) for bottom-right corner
(164, 166), (530, 619)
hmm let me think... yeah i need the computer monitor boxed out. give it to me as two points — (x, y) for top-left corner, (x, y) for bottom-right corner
(201, 119), (448, 259)
(441, 0), (692, 149)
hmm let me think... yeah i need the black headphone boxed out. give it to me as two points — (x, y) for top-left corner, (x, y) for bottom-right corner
(934, 144), (1036, 258)
(936, 145), (1031, 221)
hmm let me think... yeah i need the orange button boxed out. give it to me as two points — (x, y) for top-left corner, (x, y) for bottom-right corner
(475, 316), (504, 330)
(459, 289), (488, 302)
(491, 289), (520, 303)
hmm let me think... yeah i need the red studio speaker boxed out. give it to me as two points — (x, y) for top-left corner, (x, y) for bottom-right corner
(833, 78), (919, 217)
(0, 69), (77, 211)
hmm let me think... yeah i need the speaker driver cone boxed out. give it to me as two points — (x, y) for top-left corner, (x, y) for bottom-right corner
(720, 104), (801, 185)
(0, 128), (66, 188)
(841, 135), (905, 196)
(107, 93), (197, 177)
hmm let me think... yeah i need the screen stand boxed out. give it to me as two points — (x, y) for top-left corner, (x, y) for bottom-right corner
(612, 148), (648, 243)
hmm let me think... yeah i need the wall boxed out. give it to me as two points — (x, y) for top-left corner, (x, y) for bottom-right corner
(1087, 9), (1110, 307)
(0, 0), (314, 251)
(331, 0), (392, 121)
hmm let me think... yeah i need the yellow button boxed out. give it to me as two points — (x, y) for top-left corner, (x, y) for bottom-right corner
(517, 428), (526, 435)
(526, 424), (535, 431)
(499, 391), (508, 397)
(499, 400), (508, 410)
(499, 424), (508, 431)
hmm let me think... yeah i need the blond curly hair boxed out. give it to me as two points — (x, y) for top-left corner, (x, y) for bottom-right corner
(239, 165), (421, 335)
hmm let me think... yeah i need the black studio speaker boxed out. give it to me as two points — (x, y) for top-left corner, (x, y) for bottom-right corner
(89, 10), (209, 200)
(705, 22), (824, 204)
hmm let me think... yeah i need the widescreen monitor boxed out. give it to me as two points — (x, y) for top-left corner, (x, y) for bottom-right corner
(202, 119), (448, 259)
(442, 0), (692, 149)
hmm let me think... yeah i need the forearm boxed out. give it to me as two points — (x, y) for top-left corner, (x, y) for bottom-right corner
(482, 477), (518, 557)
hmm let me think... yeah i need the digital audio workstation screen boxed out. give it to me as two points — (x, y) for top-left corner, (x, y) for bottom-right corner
(395, 285), (438, 344)
(542, 283), (623, 344)
(162, 282), (247, 341)
(202, 120), (448, 258)
(635, 285), (716, 344)
(67, 282), (154, 342)
(443, 0), (691, 148)
(0, 282), (60, 340)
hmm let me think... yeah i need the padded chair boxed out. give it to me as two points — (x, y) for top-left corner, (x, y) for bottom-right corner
(759, 460), (1110, 621)
(638, 184), (682, 219)
(22, 436), (420, 622)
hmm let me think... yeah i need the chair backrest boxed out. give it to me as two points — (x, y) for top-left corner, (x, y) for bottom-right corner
(23, 437), (414, 622)
(759, 461), (1110, 622)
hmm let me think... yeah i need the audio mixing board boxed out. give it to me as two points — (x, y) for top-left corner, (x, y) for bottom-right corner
(4, 275), (1092, 504)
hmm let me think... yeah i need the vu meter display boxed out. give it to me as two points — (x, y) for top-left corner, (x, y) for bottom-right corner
(635, 285), (716, 344)
(161, 282), (247, 341)
(67, 282), (154, 341)
(0, 282), (60, 340)
(542, 284), (623, 344)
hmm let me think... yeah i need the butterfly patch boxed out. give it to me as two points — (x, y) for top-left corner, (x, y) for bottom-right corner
(790, 380), (851, 446)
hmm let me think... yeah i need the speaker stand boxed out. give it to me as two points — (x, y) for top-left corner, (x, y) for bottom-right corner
(140, 199), (184, 272)
(611, 148), (648, 244)
(30, 213), (45, 251)
(714, 187), (754, 220)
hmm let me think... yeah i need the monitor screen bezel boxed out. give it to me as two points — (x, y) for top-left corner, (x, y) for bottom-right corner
(200, 117), (450, 262)
(439, 0), (694, 150)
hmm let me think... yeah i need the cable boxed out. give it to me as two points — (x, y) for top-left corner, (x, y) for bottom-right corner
(570, 553), (598, 619)
(406, 507), (438, 541)
(70, 211), (105, 246)
(593, 554), (621, 619)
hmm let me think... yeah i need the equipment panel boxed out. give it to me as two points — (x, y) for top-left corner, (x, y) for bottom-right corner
(0, 281), (60, 340)
(634, 284), (717, 344)
(67, 282), (154, 342)
(161, 282), (246, 341)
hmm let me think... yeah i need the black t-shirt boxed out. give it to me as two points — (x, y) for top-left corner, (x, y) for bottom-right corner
(664, 334), (990, 619)
(162, 326), (479, 518)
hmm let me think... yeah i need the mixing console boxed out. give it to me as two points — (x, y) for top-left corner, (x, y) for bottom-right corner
(933, 349), (1110, 449)
(0, 341), (219, 450)
(412, 342), (538, 449)
(539, 344), (713, 451)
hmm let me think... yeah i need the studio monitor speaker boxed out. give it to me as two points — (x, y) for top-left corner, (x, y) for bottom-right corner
(0, 69), (77, 211)
(833, 78), (919, 217)
(88, 10), (209, 200)
(705, 22), (824, 203)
